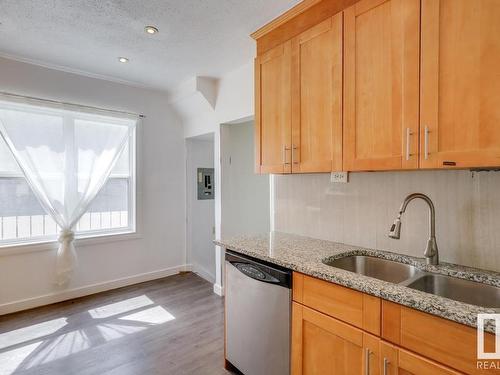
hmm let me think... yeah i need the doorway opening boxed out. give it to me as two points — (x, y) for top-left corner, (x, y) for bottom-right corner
(186, 133), (216, 283)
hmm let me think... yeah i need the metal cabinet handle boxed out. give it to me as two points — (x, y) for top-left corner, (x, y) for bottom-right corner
(283, 146), (291, 165)
(364, 348), (371, 375)
(292, 145), (299, 165)
(383, 357), (390, 375)
(405, 128), (412, 161)
(424, 126), (430, 160)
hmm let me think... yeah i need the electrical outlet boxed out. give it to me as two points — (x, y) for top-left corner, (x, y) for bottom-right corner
(331, 171), (348, 183)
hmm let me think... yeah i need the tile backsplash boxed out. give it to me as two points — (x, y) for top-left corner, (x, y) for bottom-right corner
(273, 170), (500, 272)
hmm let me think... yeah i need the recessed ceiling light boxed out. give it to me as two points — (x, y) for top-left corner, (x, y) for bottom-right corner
(145, 26), (159, 34)
(118, 57), (129, 63)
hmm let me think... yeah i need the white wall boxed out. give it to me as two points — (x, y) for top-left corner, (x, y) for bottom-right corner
(170, 77), (219, 139)
(214, 62), (255, 295)
(186, 136), (216, 283)
(167, 60), (255, 295)
(215, 61), (254, 125)
(170, 61), (254, 139)
(221, 122), (269, 238)
(274, 170), (500, 272)
(0, 56), (187, 313)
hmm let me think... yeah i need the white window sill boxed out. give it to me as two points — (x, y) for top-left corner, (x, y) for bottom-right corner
(0, 230), (142, 257)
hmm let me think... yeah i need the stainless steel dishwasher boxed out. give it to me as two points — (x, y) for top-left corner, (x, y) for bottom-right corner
(225, 250), (291, 375)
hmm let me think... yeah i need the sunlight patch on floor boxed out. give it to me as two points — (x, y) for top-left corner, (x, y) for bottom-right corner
(96, 322), (147, 341)
(88, 295), (154, 319)
(20, 329), (91, 369)
(119, 306), (175, 324)
(0, 295), (177, 374)
(0, 318), (67, 350)
(0, 342), (42, 375)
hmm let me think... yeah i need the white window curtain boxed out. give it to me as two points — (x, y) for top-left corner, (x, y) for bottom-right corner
(0, 96), (137, 285)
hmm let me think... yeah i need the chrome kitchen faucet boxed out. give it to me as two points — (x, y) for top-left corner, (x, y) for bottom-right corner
(388, 193), (439, 265)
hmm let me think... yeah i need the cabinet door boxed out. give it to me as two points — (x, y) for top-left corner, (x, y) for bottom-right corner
(343, 0), (420, 171)
(255, 41), (292, 174)
(379, 341), (461, 375)
(292, 302), (364, 375)
(364, 333), (382, 375)
(291, 14), (343, 173)
(420, 0), (500, 169)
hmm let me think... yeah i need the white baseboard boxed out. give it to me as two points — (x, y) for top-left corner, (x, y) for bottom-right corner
(0, 264), (191, 316)
(192, 264), (216, 285)
(213, 283), (224, 296)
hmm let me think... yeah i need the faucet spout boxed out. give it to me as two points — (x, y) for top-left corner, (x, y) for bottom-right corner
(388, 193), (439, 265)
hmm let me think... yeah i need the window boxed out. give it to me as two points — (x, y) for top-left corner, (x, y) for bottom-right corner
(0, 129), (136, 246)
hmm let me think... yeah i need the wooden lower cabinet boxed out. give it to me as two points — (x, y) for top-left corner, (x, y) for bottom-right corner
(291, 273), (500, 374)
(380, 342), (461, 375)
(293, 272), (381, 335)
(292, 302), (462, 375)
(292, 302), (364, 374)
(382, 301), (498, 375)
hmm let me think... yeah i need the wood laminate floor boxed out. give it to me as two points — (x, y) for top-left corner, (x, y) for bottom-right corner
(0, 273), (233, 375)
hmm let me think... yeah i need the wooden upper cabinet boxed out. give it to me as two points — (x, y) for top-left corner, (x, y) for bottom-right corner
(420, 0), (500, 169)
(254, 0), (500, 173)
(343, 0), (420, 171)
(255, 41), (292, 174)
(291, 14), (343, 173)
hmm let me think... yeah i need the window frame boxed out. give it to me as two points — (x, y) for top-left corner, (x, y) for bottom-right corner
(0, 128), (137, 252)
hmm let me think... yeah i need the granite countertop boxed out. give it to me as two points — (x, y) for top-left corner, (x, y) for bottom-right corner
(215, 232), (500, 334)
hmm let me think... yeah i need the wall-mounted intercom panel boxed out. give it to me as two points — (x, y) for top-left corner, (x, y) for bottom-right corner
(197, 168), (214, 200)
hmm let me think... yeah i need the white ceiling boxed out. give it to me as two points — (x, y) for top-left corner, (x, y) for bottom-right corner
(0, 0), (300, 93)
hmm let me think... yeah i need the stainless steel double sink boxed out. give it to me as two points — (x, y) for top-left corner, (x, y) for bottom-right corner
(323, 255), (500, 308)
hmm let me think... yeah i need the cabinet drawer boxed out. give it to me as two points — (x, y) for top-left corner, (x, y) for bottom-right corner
(293, 272), (380, 335)
(382, 301), (496, 374)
